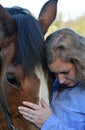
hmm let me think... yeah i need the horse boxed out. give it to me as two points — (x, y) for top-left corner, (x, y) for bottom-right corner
(0, 0), (58, 130)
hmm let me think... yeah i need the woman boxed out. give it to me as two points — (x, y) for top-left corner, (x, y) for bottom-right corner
(18, 28), (85, 130)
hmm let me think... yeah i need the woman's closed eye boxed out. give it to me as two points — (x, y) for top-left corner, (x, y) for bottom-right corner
(54, 71), (70, 77)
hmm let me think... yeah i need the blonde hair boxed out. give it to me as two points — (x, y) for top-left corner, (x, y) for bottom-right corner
(45, 28), (85, 83)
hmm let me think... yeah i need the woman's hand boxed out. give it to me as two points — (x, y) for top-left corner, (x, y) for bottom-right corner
(18, 98), (53, 128)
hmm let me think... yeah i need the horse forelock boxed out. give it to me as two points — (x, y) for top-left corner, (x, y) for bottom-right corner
(13, 14), (46, 76)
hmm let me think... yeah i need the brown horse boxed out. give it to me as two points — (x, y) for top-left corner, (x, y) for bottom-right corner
(0, 0), (58, 130)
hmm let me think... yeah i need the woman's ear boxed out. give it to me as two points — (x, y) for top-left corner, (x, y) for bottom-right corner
(38, 0), (58, 34)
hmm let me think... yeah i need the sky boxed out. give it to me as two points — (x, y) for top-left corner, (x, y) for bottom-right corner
(0, 0), (85, 21)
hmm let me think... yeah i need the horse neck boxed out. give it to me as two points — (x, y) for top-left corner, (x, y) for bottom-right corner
(35, 66), (50, 106)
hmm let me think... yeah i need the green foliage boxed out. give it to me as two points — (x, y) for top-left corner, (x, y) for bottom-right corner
(46, 14), (85, 38)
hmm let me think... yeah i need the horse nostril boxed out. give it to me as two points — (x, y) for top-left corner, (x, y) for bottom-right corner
(6, 73), (21, 89)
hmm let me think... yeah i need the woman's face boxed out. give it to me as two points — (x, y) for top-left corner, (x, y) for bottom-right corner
(48, 58), (78, 87)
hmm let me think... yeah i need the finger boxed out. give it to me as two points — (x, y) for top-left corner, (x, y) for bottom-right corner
(19, 109), (31, 117)
(23, 114), (34, 122)
(41, 98), (49, 108)
(22, 101), (40, 110)
(23, 114), (37, 124)
(18, 106), (36, 115)
(23, 115), (41, 128)
(19, 108), (36, 121)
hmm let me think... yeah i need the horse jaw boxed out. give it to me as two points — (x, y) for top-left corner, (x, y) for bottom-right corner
(35, 66), (50, 106)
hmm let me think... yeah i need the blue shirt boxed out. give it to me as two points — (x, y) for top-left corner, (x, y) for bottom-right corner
(41, 80), (85, 130)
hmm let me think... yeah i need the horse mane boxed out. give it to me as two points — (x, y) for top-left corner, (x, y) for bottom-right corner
(6, 6), (31, 15)
(6, 7), (46, 76)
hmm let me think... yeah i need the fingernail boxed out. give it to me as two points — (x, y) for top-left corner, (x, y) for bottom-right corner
(18, 106), (21, 109)
(22, 101), (28, 105)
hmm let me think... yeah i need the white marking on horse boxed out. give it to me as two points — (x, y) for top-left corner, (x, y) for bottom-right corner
(35, 66), (50, 106)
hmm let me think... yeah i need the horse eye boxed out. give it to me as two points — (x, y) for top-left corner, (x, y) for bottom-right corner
(6, 73), (21, 89)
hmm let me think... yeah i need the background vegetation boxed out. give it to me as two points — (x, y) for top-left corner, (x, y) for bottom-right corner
(46, 13), (85, 38)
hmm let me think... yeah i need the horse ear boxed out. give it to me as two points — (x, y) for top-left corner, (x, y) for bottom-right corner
(0, 4), (15, 26)
(0, 4), (15, 40)
(38, 0), (58, 34)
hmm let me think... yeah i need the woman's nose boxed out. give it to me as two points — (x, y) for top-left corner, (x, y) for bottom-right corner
(58, 74), (66, 84)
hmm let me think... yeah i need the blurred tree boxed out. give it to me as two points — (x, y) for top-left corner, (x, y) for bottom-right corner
(46, 13), (85, 37)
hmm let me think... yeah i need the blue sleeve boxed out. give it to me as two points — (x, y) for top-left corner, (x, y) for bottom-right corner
(41, 114), (75, 130)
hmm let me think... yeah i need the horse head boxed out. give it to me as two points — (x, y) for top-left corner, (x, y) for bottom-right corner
(0, 0), (58, 130)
